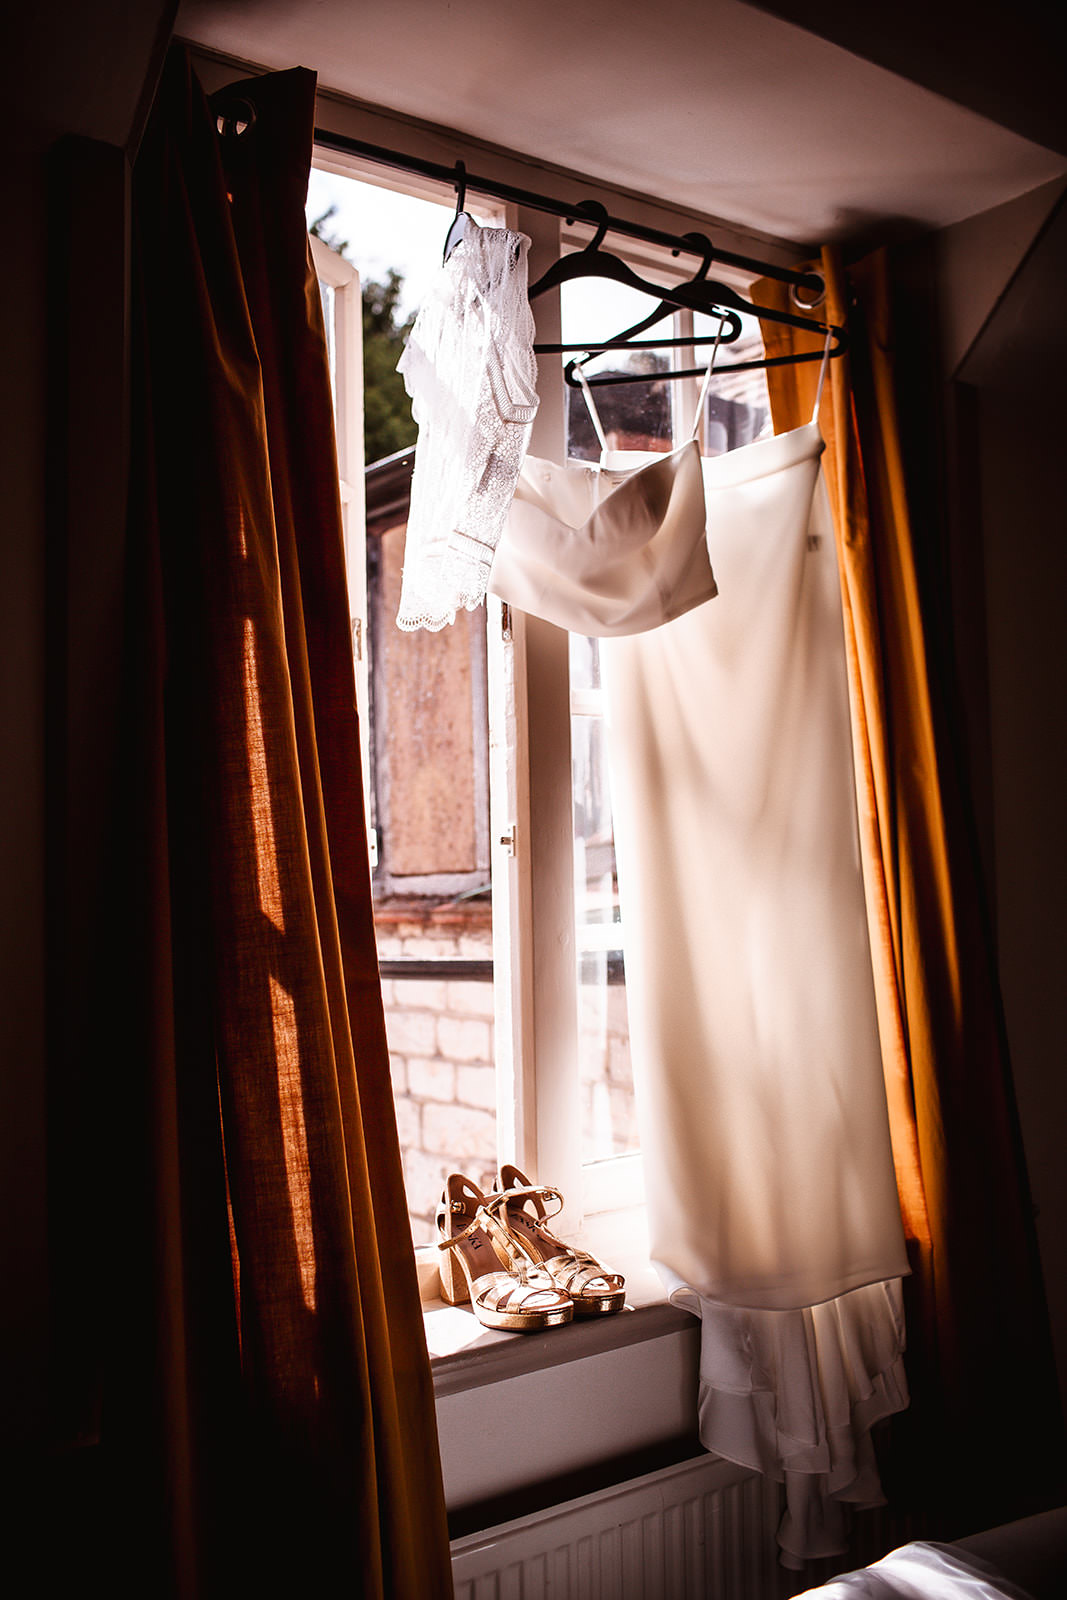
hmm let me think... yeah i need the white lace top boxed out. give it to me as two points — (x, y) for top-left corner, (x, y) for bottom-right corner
(395, 220), (539, 631)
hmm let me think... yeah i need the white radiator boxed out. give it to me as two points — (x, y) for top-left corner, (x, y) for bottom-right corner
(450, 1454), (784, 1600)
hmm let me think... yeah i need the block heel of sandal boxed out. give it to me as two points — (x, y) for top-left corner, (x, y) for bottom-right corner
(436, 1234), (469, 1305)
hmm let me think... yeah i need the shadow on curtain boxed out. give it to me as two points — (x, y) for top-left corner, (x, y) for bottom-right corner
(70, 51), (452, 1596)
(754, 248), (1064, 1531)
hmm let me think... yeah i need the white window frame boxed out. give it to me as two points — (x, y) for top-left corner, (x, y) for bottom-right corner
(309, 232), (372, 857)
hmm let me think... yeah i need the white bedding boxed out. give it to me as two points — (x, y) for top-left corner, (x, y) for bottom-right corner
(796, 1541), (1035, 1599)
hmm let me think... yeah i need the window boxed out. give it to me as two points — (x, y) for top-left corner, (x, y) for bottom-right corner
(308, 165), (770, 1251)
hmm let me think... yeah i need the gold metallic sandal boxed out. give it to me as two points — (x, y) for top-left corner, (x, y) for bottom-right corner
(489, 1165), (626, 1317)
(436, 1173), (574, 1333)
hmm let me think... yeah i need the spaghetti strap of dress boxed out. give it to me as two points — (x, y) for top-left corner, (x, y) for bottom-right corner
(488, 312), (741, 637)
(575, 310), (730, 459)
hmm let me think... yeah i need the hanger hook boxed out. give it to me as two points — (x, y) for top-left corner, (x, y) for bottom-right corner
(573, 199), (610, 252)
(679, 231), (715, 283)
(452, 160), (467, 215)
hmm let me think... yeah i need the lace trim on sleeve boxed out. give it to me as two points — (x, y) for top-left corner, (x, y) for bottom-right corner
(395, 221), (539, 632)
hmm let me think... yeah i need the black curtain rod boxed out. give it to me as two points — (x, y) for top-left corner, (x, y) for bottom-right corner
(312, 127), (821, 295)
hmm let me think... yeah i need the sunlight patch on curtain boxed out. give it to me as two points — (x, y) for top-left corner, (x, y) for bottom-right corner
(243, 617), (286, 934)
(268, 975), (317, 1314)
(242, 615), (316, 1311)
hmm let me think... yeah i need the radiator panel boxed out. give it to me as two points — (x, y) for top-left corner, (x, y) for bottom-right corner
(451, 1455), (783, 1600)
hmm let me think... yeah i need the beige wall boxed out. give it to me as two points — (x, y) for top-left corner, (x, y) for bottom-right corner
(0, 0), (174, 1450)
(0, 157), (50, 1450)
(940, 190), (1067, 1401)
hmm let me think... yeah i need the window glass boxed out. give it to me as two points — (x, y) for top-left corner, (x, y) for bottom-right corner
(559, 273), (658, 1169)
(560, 276), (677, 461)
(570, 634), (638, 1163)
(317, 279), (337, 397)
(692, 307), (772, 454)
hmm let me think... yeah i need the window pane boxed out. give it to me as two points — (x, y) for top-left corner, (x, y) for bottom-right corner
(368, 509), (495, 1247)
(570, 634), (639, 1163)
(318, 279), (336, 407)
(569, 630), (601, 693)
(692, 307), (772, 454)
(566, 365), (676, 461)
(561, 276), (677, 460)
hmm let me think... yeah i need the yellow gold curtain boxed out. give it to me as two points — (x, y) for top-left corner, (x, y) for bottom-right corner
(755, 247), (1062, 1524)
(102, 51), (453, 1595)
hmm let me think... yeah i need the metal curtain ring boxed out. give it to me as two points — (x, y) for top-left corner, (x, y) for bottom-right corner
(214, 95), (257, 139)
(790, 272), (826, 312)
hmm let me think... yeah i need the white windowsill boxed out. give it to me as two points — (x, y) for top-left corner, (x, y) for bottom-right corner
(420, 1205), (694, 1396)
(426, 1211), (704, 1515)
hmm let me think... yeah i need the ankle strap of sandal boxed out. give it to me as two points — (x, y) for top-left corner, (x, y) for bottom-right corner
(438, 1201), (539, 1281)
(485, 1183), (564, 1224)
(436, 1204), (485, 1252)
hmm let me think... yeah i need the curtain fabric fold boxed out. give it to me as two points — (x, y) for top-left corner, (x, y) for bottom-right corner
(754, 247), (1063, 1525)
(100, 52), (452, 1595)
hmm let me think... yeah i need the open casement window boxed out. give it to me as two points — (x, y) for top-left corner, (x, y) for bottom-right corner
(309, 167), (770, 1255)
(310, 232), (372, 854)
(491, 208), (772, 1236)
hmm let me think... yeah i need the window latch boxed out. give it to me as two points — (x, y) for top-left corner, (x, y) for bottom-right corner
(499, 824), (517, 857)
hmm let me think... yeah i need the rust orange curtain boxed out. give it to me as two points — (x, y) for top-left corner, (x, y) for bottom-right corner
(84, 51), (452, 1596)
(754, 249), (1062, 1526)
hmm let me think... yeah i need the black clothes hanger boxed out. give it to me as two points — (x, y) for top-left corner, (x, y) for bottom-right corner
(557, 241), (739, 389)
(442, 159), (523, 266)
(532, 222), (740, 373)
(570, 266), (828, 361)
(529, 202), (845, 377)
(564, 324), (844, 387)
(574, 232), (741, 348)
(565, 312), (738, 390)
(529, 203), (752, 326)
(442, 161), (471, 263)
(558, 265), (843, 386)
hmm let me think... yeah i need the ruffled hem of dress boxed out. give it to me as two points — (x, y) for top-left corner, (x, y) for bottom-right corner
(663, 1272), (909, 1569)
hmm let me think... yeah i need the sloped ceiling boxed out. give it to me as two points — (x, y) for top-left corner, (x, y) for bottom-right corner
(177, 0), (1065, 246)
(749, 0), (1067, 160)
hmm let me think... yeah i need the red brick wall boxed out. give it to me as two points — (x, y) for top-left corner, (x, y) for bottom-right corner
(375, 900), (496, 1244)
(375, 899), (639, 1243)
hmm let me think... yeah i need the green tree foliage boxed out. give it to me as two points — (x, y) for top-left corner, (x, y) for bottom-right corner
(309, 207), (417, 467)
(309, 204), (349, 258)
(361, 270), (417, 465)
